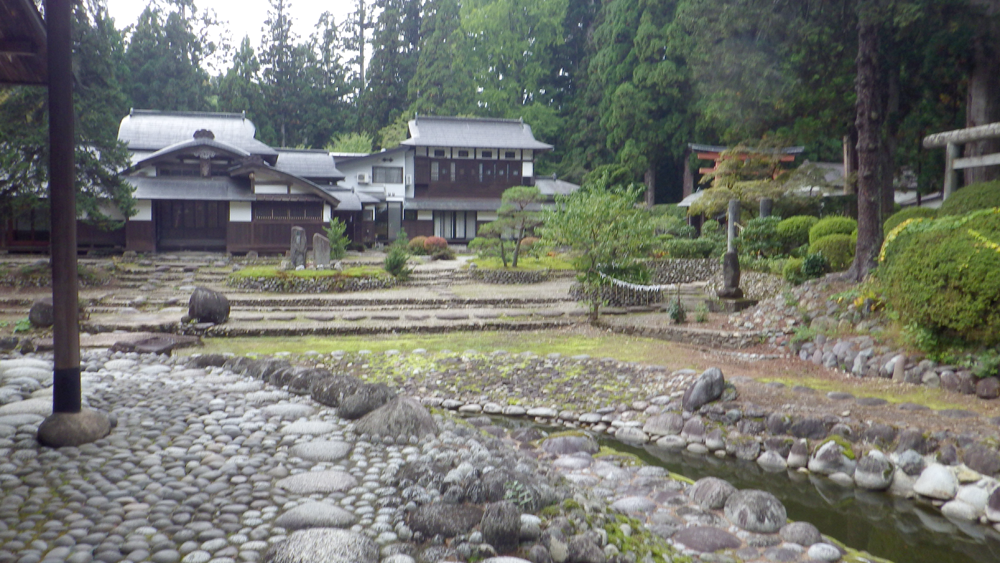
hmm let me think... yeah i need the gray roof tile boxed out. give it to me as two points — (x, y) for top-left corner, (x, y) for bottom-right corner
(401, 116), (553, 150)
(126, 176), (255, 201)
(275, 149), (345, 181)
(118, 110), (278, 156)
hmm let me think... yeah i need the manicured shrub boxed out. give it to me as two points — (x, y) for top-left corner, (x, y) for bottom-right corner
(661, 238), (717, 259)
(737, 216), (783, 258)
(782, 258), (805, 285)
(808, 216), (857, 245)
(879, 209), (1000, 346)
(384, 245), (411, 280)
(808, 234), (854, 271)
(883, 207), (936, 236)
(423, 236), (449, 253)
(776, 216), (819, 250)
(937, 180), (1000, 217)
(520, 236), (539, 251)
(407, 236), (428, 254)
(801, 252), (829, 279)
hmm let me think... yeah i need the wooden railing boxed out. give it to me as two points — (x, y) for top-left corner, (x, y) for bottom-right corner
(923, 122), (1000, 199)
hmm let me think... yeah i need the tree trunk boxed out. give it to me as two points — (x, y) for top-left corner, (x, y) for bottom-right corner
(881, 66), (900, 223)
(849, 11), (886, 282)
(965, 8), (1000, 185)
(644, 163), (655, 209)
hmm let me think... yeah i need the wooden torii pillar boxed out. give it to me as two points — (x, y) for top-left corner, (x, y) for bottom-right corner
(923, 123), (1000, 200)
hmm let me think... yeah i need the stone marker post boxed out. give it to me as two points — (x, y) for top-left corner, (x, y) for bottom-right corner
(290, 227), (307, 268)
(760, 198), (773, 218)
(717, 199), (744, 299)
(313, 233), (331, 268)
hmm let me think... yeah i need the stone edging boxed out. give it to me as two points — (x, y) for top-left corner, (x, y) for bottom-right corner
(467, 269), (552, 284)
(599, 321), (768, 349)
(225, 275), (395, 293)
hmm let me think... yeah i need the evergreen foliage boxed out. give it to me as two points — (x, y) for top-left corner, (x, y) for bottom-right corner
(883, 206), (936, 236)
(937, 181), (1000, 217)
(808, 217), (858, 245)
(776, 216), (819, 251)
(324, 218), (351, 260)
(808, 234), (855, 271)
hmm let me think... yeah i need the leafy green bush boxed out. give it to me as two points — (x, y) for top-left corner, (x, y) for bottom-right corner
(808, 216), (857, 245)
(879, 209), (1000, 347)
(776, 216), (819, 250)
(809, 234), (854, 271)
(883, 207), (936, 236)
(384, 233), (412, 280)
(802, 252), (829, 279)
(407, 236), (428, 255)
(661, 238), (718, 259)
(937, 180), (1000, 217)
(739, 255), (786, 275)
(737, 216), (783, 257)
(782, 258), (805, 285)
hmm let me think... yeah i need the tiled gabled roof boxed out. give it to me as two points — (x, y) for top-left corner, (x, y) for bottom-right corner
(118, 110), (278, 156)
(275, 149), (345, 182)
(401, 116), (553, 151)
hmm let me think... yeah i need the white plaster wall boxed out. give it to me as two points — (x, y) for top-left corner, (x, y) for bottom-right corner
(230, 201), (252, 222)
(478, 211), (498, 222)
(133, 200), (152, 221)
(417, 210), (433, 221)
(255, 183), (287, 194)
(522, 162), (534, 179)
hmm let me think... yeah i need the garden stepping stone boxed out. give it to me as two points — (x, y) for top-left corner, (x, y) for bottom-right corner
(476, 313), (500, 319)
(405, 314), (429, 321)
(826, 392), (854, 401)
(275, 501), (358, 530)
(937, 409), (977, 419)
(437, 313), (469, 320)
(897, 402), (930, 411)
(343, 315), (367, 321)
(371, 314), (400, 321)
(855, 397), (888, 406)
(304, 314), (336, 321)
(271, 314), (297, 321)
(281, 420), (337, 435)
(236, 314), (265, 322)
(792, 386), (816, 394)
(275, 470), (358, 494)
(537, 311), (564, 318)
(290, 440), (352, 462)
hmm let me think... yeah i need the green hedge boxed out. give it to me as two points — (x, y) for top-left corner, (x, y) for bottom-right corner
(782, 257), (805, 285)
(809, 234), (854, 271)
(937, 180), (1000, 217)
(808, 216), (857, 245)
(879, 209), (1000, 346)
(737, 216), (783, 257)
(883, 207), (936, 236)
(777, 216), (819, 250)
(661, 238), (718, 259)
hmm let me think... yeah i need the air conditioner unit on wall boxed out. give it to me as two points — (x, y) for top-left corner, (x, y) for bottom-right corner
(357, 173), (371, 184)
(405, 174), (413, 186)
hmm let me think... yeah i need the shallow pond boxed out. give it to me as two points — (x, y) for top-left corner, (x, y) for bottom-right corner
(608, 439), (1000, 563)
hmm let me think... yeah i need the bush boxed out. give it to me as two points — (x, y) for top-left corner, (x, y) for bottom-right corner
(879, 209), (1000, 347)
(661, 238), (718, 259)
(324, 218), (350, 260)
(782, 258), (805, 285)
(431, 246), (456, 260)
(408, 236), (428, 255)
(937, 180), (1000, 217)
(423, 236), (449, 253)
(737, 216), (783, 258)
(520, 236), (539, 252)
(883, 207), (936, 236)
(802, 252), (829, 279)
(776, 216), (819, 250)
(808, 234), (854, 271)
(809, 216), (857, 245)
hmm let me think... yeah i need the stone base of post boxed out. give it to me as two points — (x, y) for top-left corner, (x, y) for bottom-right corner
(37, 409), (113, 448)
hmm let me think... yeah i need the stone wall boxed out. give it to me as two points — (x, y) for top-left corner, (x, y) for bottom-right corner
(468, 268), (551, 285)
(711, 271), (788, 301)
(226, 275), (395, 293)
(568, 283), (663, 308)
(647, 259), (720, 284)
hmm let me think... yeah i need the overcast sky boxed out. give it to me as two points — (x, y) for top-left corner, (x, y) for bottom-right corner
(104, 0), (355, 53)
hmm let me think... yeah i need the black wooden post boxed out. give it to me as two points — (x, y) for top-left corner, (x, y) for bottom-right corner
(46, 0), (80, 415)
(37, 0), (111, 447)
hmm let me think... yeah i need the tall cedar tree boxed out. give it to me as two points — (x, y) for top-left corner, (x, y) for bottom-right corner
(260, 0), (299, 147)
(407, 0), (475, 116)
(360, 0), (421, 140)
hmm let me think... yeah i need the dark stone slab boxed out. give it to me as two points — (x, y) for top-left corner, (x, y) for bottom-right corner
(937, 409), (977, 419)
(897, 402), (930, 411)
(672, 526), (742, 553)
(855, 397), (888, 406)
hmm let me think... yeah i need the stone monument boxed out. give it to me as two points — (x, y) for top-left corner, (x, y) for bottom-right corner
(759, 197), (773, 218)
(313, 233), (331, 268)
(290, 226), (307, 268)
(716, 199), (744, 299)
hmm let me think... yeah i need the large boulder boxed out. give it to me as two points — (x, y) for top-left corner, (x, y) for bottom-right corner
(723, 490), (787, 533)
(310, 374), (366, 407)
(962, 444), (1000, 477)
(672, 526), (741, 553)
(688, 477), (736, 510)
(274, 502), (357, 531)
(807, 439), (857, 476)
(481, 501), (521, 554)
(338, 383), (396, 419)
(566, 534), (605, 563)
(643, 413), (684, 436)
(913, 464), (958, 500)
(354, 396), (438, 440)
(408, 503), (484, 538)
(188, 287), (230, 324)
(28, 297), (54, 328)
(264, 528), (377, 563)
(540, 434), (599, 456)
(854, 451), (894, 491)
(779, 522), (822, 547)
(682, 367), (726, 412)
